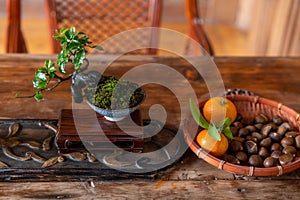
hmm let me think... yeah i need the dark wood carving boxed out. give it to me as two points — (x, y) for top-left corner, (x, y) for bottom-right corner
(0, 119), (157, 181)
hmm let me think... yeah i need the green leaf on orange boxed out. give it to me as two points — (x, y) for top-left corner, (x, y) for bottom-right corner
(218, 117), (231, 129)
(208, 125), (221, 141)
(189, 98), (209, 129)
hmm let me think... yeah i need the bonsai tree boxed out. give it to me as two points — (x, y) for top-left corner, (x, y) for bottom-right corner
(16, 27), (103, 101)
(16, 26), (145, 113)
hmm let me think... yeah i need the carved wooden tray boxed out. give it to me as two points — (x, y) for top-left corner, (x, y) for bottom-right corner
(0, 118), (185, 181)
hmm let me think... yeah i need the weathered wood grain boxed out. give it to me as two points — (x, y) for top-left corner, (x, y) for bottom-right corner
(0, 180), (299, 199)
(1, 54), (300, 198)
(1, 55), (300, 122)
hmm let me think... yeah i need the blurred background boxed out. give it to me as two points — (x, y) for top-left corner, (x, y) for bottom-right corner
(1, 0), (299, 56)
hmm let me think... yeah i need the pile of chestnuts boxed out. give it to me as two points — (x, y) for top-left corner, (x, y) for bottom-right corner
(223, 113), (300, 168)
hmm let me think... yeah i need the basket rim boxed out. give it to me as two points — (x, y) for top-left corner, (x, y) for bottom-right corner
(183, 95), (300, 177)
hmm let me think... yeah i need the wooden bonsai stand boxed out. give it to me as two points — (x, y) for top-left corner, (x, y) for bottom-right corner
(56, 109), (144, 153)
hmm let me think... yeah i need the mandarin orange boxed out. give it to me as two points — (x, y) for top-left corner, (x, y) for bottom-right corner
(203, 97), (237, 124)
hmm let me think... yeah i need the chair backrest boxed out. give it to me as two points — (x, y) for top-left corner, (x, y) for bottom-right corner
(44, 0), (162, 54)
(184, 0), (214, 56)
(5, 0), (27, 53)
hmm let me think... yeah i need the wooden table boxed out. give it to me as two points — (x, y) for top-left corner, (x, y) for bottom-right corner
(0, 54), (300, 199)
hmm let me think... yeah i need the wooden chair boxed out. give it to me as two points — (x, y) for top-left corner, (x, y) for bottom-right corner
(44, 0), (162, 54)
(184, 0), (214, 56)
(5, 0), (27, 53)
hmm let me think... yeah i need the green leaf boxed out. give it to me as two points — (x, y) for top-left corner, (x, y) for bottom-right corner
(15, 91), (21, 97)
(58, 63), (66, 74)
(32, 77), (39, 88)
(36, 67), (47, 74)
(189, 98), (209, 129)
(70, 27), (76, 33)
(78, 35), (89, 43)
(57, 53), (68, 74)
(218, 117), (231, 129)
(48, 66), (56, 73)
(66, 42), (80, 52)
(48, 71), (56, 79)
(35, 72), (47, 81)
(38, 81), (48, 89)
(92, 45), (104, 51)
(53, 35), (65, 40)
(223, 117), (232, 127)
(32, 77), (47, 89)
(208, 125), (221, 141)
(59, 27), (69, 35)
(223, 126), (233, 140)
(64, 29), (71, 39)
(34, 91), (43, 101)
(43, 60), (56, 77)
(45, 60), (51, 68)
(73, 49), (85, 71)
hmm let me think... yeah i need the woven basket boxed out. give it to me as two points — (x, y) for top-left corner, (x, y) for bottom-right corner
(183, 95), (300, 176)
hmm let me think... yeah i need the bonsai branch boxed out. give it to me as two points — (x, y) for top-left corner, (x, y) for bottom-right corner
(15, 27), (102, 101)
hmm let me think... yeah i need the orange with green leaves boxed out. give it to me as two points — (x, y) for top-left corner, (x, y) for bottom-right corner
(189, 97), (237, 157)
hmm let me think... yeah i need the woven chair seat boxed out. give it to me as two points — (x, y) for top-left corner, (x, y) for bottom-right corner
(45, 0), (162, 54)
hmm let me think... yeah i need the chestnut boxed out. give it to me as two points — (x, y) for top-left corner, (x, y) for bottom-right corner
(268, 122), (278, 131)
(285, 131), (300, 138)
(263, 157), (278, 167)
(245, 125), (256, 133)
(245, 135), (258, 143)
(269, 132), (282, 142)
(235, 151), (248, 163)
(261, 124), (272, 136)
(282, 146), (297, 155)
(244, 140), (258, 154)
(277, 126), (287, 136)
(233, 137), (245, 143)
(251, 132), (265, 141)
(260, 137), (272, 148)
(281, 137), (294, 147)
(248, 155), (263, 167)
(270, 143), (283, 152)
(271, 150), (283, 159)
(229, 140), (243, 152)
(280, 122), (291, 131)
(279, 153), (293, 165)
(238, 128), (249, 137)
(272, 115), (283, 125)
(254, 114), (269, 124)
(230, 126), (239, 137)
(254, 123), (264, 130)
(258, 147), (270, 158)
(223, 154), (240, 165)
(233, 121), (243, 129)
